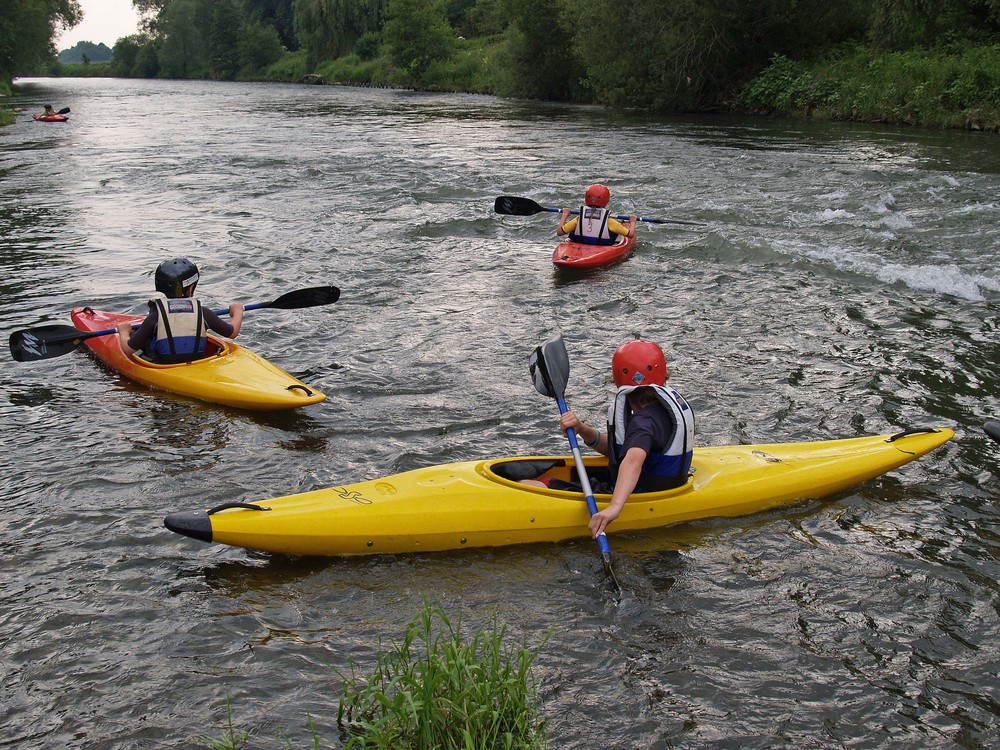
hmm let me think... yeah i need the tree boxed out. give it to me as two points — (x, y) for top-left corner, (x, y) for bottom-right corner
(869, 0), (1000, 49)
(294, 0), (387, 68)
(157, 0), (205, 77)
(383, 0), (455, 83)
(237, 21), (284, 74)
(207, 0), (243, 78)
(0, 0), (82, 82)
(499, 0), (580, 101)
(244, 0), (297, 50)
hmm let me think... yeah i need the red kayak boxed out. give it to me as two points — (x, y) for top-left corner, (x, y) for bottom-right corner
(32, 114), (69, 122)
(552, 233), (636, 270)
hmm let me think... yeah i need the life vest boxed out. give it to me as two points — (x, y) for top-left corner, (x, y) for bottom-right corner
(149, 297), (207, 363)
(606, 384), (695, 491)
(570, 205), (615, 246)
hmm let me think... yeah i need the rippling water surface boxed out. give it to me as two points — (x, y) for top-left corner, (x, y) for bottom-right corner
(2, 77), (999, 748)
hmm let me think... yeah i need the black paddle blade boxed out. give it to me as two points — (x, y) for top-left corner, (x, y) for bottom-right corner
(263, 285), (340, 310)
(494, 196), (545, 217)
(9, 325), (93, 362)
(58, 107), (71, 115)
(985, 421), (1000, 444)
(529, 334), (570, 399)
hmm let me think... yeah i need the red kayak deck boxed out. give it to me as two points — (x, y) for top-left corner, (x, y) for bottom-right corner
(552, 234), (636, 270)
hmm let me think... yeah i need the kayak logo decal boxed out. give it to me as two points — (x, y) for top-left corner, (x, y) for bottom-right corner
(335, 486), (372, 505)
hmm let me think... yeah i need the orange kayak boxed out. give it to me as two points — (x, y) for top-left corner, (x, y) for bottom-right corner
(71, 307), (326, 411)
(552, 234), (636, 270)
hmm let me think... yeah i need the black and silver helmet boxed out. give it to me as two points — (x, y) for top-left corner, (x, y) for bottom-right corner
(154, 258), (199, 298)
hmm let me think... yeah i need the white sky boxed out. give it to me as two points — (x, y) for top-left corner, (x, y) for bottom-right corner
(57, 0), (142, 50)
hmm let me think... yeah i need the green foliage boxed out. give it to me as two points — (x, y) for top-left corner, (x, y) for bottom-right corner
(0, 0), (82, 83)
(355, 31), (381, 61)
(237, 21), (285, 77)
(337, 600), (548, 750)
(736, 44), (1000, 130)
(245, 0), (298, 50)
(294, 0), (388, 69)
(158, 0), (207, 78)
(496, 0), (580, 102)
(383, 0), (456, 85)
(869, 0), (1000, 50)
(208, 0), (244, 79)
(259, 48), (309, 81)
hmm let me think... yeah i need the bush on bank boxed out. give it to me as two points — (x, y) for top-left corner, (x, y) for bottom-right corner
(738, 43), (1000, 131)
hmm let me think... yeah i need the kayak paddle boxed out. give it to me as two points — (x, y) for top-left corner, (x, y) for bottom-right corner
(8, 285), (341, 363)
(58, 107), (71, 115)
(985, 421), (1000, 445)
(530, 333), (622, 595)
(495, 195), (705, 227)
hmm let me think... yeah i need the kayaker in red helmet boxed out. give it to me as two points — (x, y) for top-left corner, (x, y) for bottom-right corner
(556, 184), (637, 246)
(525, 339), (695, 537)
(116, 258), (244, 363)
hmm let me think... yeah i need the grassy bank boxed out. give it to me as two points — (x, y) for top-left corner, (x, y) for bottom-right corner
(0, 81), (14, 125)
(737, 43), (1000, 131)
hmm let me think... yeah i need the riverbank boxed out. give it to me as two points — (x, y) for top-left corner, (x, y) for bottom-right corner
(15, 40), (1000, 133)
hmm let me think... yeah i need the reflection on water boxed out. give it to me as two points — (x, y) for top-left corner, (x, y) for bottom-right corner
(1, 77), (999, 748)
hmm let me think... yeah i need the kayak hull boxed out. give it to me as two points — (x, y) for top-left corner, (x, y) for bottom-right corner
(32, 114), (69, 122)
(165, 427), (953, 556)
(552, 234), (636, 270)
(71, 307), (326, 411)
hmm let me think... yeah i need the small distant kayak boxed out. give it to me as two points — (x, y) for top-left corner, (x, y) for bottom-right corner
(552, 233), (636, 270)
(71, 307), (326, 411)
(32, 114), (69, 122)
(985, 421), (1000, 444)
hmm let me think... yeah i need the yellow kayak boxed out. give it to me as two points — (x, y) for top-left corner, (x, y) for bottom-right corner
(164, 427), (953, 556)
(71, 307), (325, 411)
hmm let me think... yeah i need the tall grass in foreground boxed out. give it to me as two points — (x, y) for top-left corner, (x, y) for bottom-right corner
(198, 600), (548, 749)
(337, 601), (548, 749)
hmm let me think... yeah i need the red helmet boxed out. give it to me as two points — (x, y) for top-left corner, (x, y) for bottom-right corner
(584, 184), (610, 208)
(612, 340), (667, 387)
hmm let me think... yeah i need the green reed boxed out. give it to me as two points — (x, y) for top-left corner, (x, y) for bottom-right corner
(336, 600), (548, 750)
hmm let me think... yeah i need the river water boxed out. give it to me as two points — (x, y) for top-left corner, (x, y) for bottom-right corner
(2, 77), (999, 749)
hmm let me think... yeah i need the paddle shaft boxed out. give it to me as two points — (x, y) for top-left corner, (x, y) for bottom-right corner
(75, 300), (276, 341)
(541, 205), (673, 226)
(9, 285), (340, 362)
(558, 398), (622, 593)
(494, 195), (704, 227)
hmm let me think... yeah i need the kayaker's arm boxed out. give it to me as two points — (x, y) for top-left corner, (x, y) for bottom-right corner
(556, 208), (573, 236)
(116, 322), (139, 357)
(227, 303), (244, 338)
(588, 446), (646, 537)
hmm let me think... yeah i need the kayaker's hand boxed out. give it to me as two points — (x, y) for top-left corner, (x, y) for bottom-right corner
(557, 208), (571, 235)
(228, 303), (245, 338)
(589, 505), (621, 537)
(560, 410), (584, 435)
(628, 214), (638, 237)
(116, 322), (136, 356)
